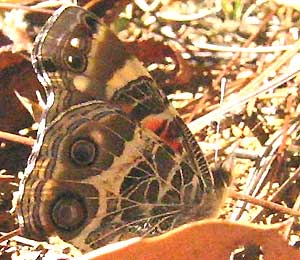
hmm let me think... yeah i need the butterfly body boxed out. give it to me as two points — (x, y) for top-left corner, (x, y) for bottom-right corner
(18, 6), (227, 252)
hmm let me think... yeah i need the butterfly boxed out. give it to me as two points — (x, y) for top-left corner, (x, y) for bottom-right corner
(18, 6), (228, 252)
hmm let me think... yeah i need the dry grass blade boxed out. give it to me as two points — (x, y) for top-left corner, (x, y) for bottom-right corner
(188, 69), (300, 133)
(0, 130), (34, 146)
(231, 120), (300, 221)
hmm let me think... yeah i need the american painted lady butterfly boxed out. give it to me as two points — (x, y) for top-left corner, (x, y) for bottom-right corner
(18, 6), (228, 252)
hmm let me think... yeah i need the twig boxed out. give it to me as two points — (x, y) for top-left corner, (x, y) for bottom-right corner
(251, 167), (300, 222)
(0, 232), (40, 248)
(0, 229), (20, 244)
(0, 131), (35, 146)
(0, 175), (17, 182)
(229, 190), (300, 217)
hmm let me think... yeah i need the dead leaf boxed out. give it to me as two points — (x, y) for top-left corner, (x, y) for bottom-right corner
(0, 52), (23, 71)
(125, 39), (193, 87)
(79, 219), (300, 260)
(0, 59), (42, 132)
(125, 38), (174, 65)
(0, 57), (43, 173)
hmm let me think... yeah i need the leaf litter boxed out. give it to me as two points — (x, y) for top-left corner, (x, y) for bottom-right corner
(0, 0), (300, 259)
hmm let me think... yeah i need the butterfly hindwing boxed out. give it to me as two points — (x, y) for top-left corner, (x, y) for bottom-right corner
(19, 101), (219, 251)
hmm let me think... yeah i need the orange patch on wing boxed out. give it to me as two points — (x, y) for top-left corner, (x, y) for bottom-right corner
(160, 124), (182, 153)
(166, 139), (182, 152)
(142, 117), (165, 133)
(142, 117), (182, 153)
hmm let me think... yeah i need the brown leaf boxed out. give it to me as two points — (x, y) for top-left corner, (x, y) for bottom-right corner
(0, 52), (23, 71)
(166, 44), (194, 86)
(125, 39), (193, 87)
(0, 59), (42, 132)
(125, 38), (174, 64)
(0, 57), (43, 173)
(79, 219), (299, 260)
